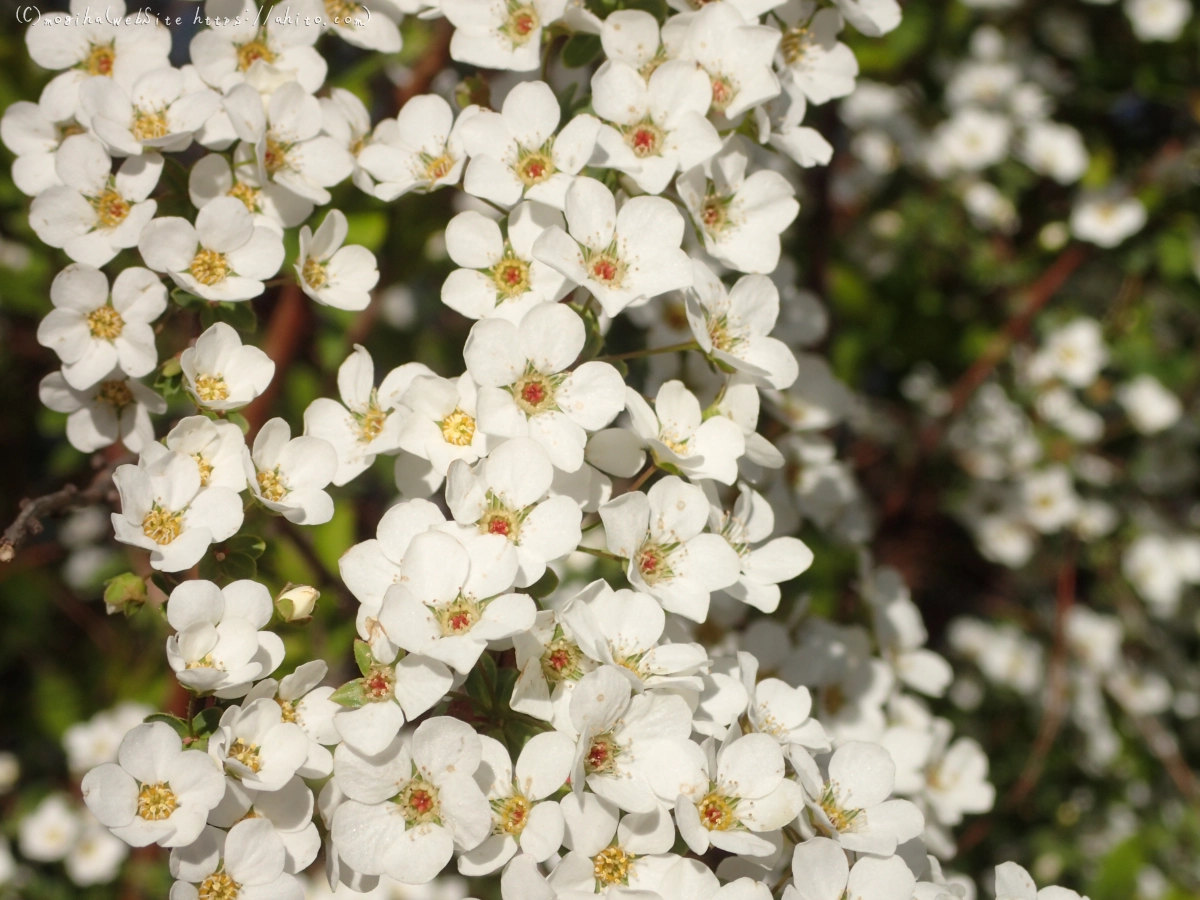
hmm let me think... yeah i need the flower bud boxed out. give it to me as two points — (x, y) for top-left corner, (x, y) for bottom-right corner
(103, 572), (148, 616)
(276, 584), (319, 623)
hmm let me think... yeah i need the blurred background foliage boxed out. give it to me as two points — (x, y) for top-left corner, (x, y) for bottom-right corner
(2, 0), (1200, 896)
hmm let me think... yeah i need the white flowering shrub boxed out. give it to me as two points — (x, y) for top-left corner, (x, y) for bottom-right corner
(0, 0), (1198, 898)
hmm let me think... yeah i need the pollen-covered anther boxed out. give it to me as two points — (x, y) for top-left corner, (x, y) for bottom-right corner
(136, 782), (178, 821)
(398, 777), (441, 826)
(142, 506), (183, 544)
(87, 305), (125, 340)
(257, 468), (289, 502)
(592, 845), (631, 886)
(227, 738), (263, 773)
(495, 794), (531, 835)
(85, 43), (116, 76)
(698, 791), (736, 831)
(198, 871), (240, 900)
(440, 408), (477, 446)
(194, 373), (230, 402)
(132, 110), (170, 142)
(190, 249), (229, 286)
(92, 188), (130, 229)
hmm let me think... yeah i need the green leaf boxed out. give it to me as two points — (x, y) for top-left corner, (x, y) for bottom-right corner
(144, 713), (190, 738)
(463, 652), (499, 713)
(103, 572), (147, 612)
(330, 679), (370, 709)
(221, 552), (258, 581)
(354, 640), (375, 678)
(525, 568), (559, 600)
(191, 707), (223, 738)
(226, 534), (266, 559)
(215, 301), (257, 332)
(562, 33), (602, 68)
(226, 411), (250, 434)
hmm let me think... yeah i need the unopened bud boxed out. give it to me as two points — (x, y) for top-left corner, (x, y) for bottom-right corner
(103, 572), (148, 616)
(276, 584), (319, 622)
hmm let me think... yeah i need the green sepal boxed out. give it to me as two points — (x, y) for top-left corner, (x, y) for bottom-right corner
(354, 640), (375, 678)
(562, 33), (602, 68)
(330, 679), (370, 709)
(526, 568), (559, 600)
(191, 707), (223, 738)
(144, 713), (190, 738)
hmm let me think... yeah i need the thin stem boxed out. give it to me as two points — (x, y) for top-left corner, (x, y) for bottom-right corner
(580, 515), (603, 534)
(574, 546), (624, 563)
(596, 340), (699, 363)
(624, 463), (657, 495)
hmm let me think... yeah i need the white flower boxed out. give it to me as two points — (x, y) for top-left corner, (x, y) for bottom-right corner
(25, 0), (171, 121)
(834, 0), (901, 36)
(293, 0), (403, 51)
(600, 475), (741, 621)
(533, 176), (693, 317)
(168, 818), (304, 900)
(180, 321), (276, 411)
(39, 368), (164, 453)
(1116, 374), (1182, 434)
(81, 67), (219, 156)
(865, 568), (952, 697)
(207, 776), (321, 875)
(330, 717), (492, 884)
(784, 837), (916, 900)
(757, 87), (835, 169)
(139, 195), (284, 301)
(304, 345), (415, 486)
(397, 372), (499, 477)
(36, 263), (165, 390)
(686, 260), (799, 390)
(295, 209), (380, 311)
(561, 578), (709, 691)
(551, 791), (680, 894)
(210, 697), (310, 792)
(590, 59), (722, 195)
(776, 5), (859, 105)
(931, 108), (1011, 172)
(675, 733), (803, 857)
(920, 721), (995, 830)
(188, 0), (327, 94)
(224, 81), (356, 206)
(188, 149), (313, 230)
(678, 142), (799, 275)
(330, 640), (454, 757)
(1122, 533), (1200, 616)
(111, 449), (243, 571)
(162, 415), (248, 492)
(378, 528), (535, 673)
(1070, 191), (1147, 247)
(64, 702), (153, 775)
(465, 301), (626, 472)
(81, 721), (225, 848)
(1, 97), (77, 196)
(165, 579), (285, 698)
(30, 134), (160, 266)
(1026, 317), (1109, 388)
(802, 741), (925, 856)
(244, 418), (338, 525)
(625, 380), (746, 485)
(568, 665), (702, 813)
(442, 202), (571, 323)
(242, 660), (342, 779)
(357, 94), (475, 202)
(19, 794), (79, 862)
(1125, 0), (1192, 40)
(320, 88), (376, 195)
(460, 80), (600, 209)
(65, 812), (128, 887)
(994, 862), (1085, 900)
(444, 0), (567, 71)
(446, 437), (583, 587)
(1019, 121), (1088, 184)
(709, 483), (813, 613)
(1019, 466), (1079, 534)
(743, 659), (831, 763)
(667, 3), (782, 119)
(458, 732), (575, 874)
(510, 607), (598, 726)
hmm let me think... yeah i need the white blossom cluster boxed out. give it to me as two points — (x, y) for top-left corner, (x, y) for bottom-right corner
(0, 0), (1110, 897)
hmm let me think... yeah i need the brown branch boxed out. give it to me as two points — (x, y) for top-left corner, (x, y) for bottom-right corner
(244, 283), (311, 437)
(0, 454), (130, 563)
(1129, 711), (1200, 803)
(395, 20), (454, 111)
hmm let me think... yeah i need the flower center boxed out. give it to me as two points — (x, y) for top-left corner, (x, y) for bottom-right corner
(236, 34), (276, 71)
(439, 408), (476, 446)
(540, 636), (583, 683)
(198, 871), (240, 900)
(194, 373), (230, 402)
(227, 181), (261, 212)
(586, 248), (626, 289)
(707, 313), (742, 352)
(275, 698), (298, 724)
(355, 398), (388, 443)
(817, 786), (862, 834)
(228, 738), (262, 774)
(494, 794), (531, 835)
(491, 255), (531, 299)
(364, 666), (396, 701)
(593, 845), (631, 886)
(398, 777), (441, 826)
(480, 504), (520, 539)
(780, 26), (812, 67)
(96, 378), (134, 408)
(634, 543), (673, 585)
(698, 791), (736, 831)
(132, 109), (170, 142)
(700, 194), (730, 235)
(257, 468), (289, 502)
(422, 151), (455, 184)
(190, 249), (229, 286)
(710, 75), (736, 112)
(325, 0), (363, 20)
(584, 733), (619, 775)
(92, 188), (130, 229)
(136, 782), (178, 821)
(501, 1), (541, 45)
(658, 430), (690, 455)
(302, 256), (328, 290)
(87, 305), (125, 340)
(435, 595), (482, 636)
(142, 505), (183, 545)
(513, 370), (558, 416)
(515, 148), (555, 186)
(264, 135), (292, 175)
(85, 43), (116, 76)
(624, 122), (664, 158)
(194, 453), (214, 486)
